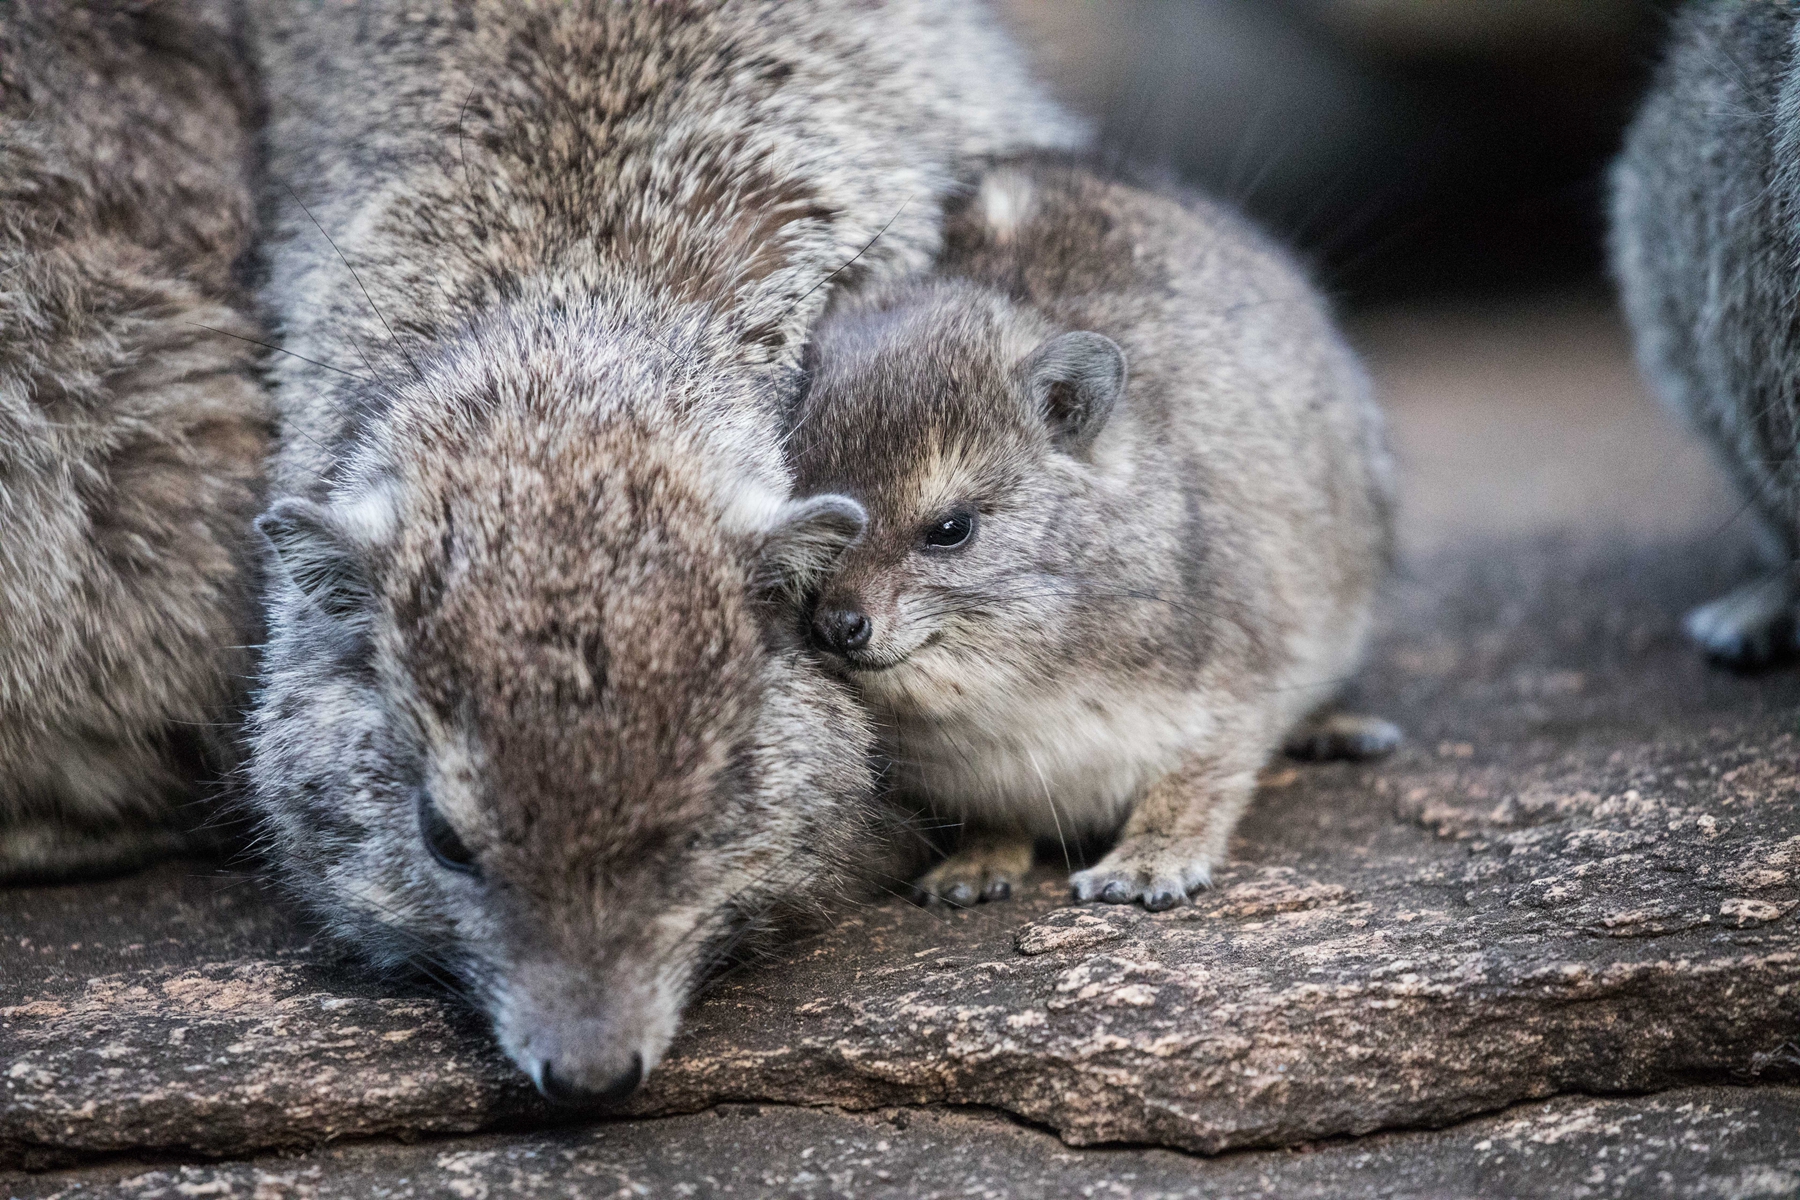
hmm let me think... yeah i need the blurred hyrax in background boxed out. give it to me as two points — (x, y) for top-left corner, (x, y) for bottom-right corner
(0, 2), (269, 883)
(1000, 0), (1663, 304)
(1613, 2), (1800, 668)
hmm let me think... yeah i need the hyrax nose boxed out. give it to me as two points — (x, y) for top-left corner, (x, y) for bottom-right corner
(537, 1052), (643, 1109)
(812, 606), (872, 654)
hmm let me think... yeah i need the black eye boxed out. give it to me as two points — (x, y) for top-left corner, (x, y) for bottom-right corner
(418, 789), (479, 875)
(922, 508), (976, 550)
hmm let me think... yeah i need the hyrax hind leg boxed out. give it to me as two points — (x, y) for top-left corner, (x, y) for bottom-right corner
(1070, 749), (1261, 912)
(1683, 571), (1799, 668)
(915, 829), (1035, 906)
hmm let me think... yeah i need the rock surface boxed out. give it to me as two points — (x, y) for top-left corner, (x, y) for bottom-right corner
(4, 296), (1797, 1184)
(11, 1087), (1800, 1199)
(6, 530), (1797, 1165)
(628, 527), (1800, 1151)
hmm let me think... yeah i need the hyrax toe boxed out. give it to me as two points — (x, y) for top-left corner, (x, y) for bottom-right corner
(1141, 882), (1188, 912)
(914, 831), (1033, 907)
(913, 860), (986, 908)
(1069, 836), (1213, 910)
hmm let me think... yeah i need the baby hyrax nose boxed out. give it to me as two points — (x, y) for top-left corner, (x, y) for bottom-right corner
(812, 606), (872, 654)
(537, 1052), (643, 1109)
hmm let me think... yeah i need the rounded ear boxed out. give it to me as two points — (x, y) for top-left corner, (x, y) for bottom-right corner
(758, 493), (868, 599)
(1023, 331), (1127, 455)
(256, 498), (373, 622)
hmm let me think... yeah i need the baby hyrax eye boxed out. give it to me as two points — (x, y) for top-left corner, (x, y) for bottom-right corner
(418, 788), (479, 876)
(921, 507), (978, 551)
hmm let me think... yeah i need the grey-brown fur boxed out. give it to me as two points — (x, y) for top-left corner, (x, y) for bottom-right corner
(0, 1), (270, 882)
(1612, 1), (1800, 666)
(793, 161), (1392, 910)
(245, 0), (1075, 1101)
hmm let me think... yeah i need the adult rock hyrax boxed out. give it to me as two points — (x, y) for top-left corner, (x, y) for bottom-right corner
(792, 161), (1395, 910)
(0, 1), (269, 882)
(1613, 0), (1800, 667)
(245, 0), (1076, 1103)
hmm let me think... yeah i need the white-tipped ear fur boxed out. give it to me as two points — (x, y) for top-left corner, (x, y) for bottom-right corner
(979, 169), (1037, 244)
(332, 479), (402, 548)
(1024, 330), (1128, 456)
(256, 497), (374, 621)
(759, 493), (867, 598)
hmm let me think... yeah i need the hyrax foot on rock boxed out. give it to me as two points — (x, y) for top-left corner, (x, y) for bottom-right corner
(0, 817), (204, 886)
(1682, 574), (1799, 669)
(1284, 712), (1403, 762)
(915, 832), (1035, 906)
(1069, 835), (1214, 913)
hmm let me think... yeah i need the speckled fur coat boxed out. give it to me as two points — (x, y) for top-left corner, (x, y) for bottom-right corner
(244, 0), (1076, 1097)
(0, 0), (270, 882)
(793, 161), (1393, 908)
(1613, 0), (1800, 665)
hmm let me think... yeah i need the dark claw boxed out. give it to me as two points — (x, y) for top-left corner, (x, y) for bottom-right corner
(1100, 880), (1134, 904)
(1143, 887), (1184, 912)
(982, 878), (1012, 902)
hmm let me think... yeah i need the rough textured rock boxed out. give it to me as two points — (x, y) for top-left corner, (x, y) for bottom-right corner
(10, 1088), (1799, 1199)
(0, 960), (546, 1163)
(5, 530), (1797, 1165)
(0, 874), (545, 1165)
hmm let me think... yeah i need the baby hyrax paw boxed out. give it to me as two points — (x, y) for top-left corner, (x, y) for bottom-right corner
(1069, 835), (1212, 912)
(1284, 712), (1403, 763)
(914, 833), (1034, 907)
(1683, 575), (1799, 668)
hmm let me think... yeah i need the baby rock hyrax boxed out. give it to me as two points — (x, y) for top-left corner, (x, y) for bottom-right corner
(246, 0), (1074, 1102)
(793, 162), (1395, 909)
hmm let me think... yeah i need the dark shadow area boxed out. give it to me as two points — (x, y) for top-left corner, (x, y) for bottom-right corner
(1001, 0), (1672, 305)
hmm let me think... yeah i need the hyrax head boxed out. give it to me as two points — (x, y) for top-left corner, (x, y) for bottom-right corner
(251, 304), (873, 1107)
(789, 280), (1127, 702)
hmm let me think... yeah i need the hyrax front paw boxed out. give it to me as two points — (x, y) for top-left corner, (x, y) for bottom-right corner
(1069, 835), (1212, 912)
(1284, 712), (1402, 762)
(914, 832), (1034, 907)
(1683, 575), (1799, 668)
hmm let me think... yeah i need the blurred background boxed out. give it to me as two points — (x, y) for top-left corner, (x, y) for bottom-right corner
(998, 1), (1748, 567)
(999, 0), (1666, 306)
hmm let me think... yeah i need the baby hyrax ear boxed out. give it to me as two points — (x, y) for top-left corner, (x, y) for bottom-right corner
(256, 497), (375, 622)
(758, 493), (868, 599)
(1023, 331), (1128, 455)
